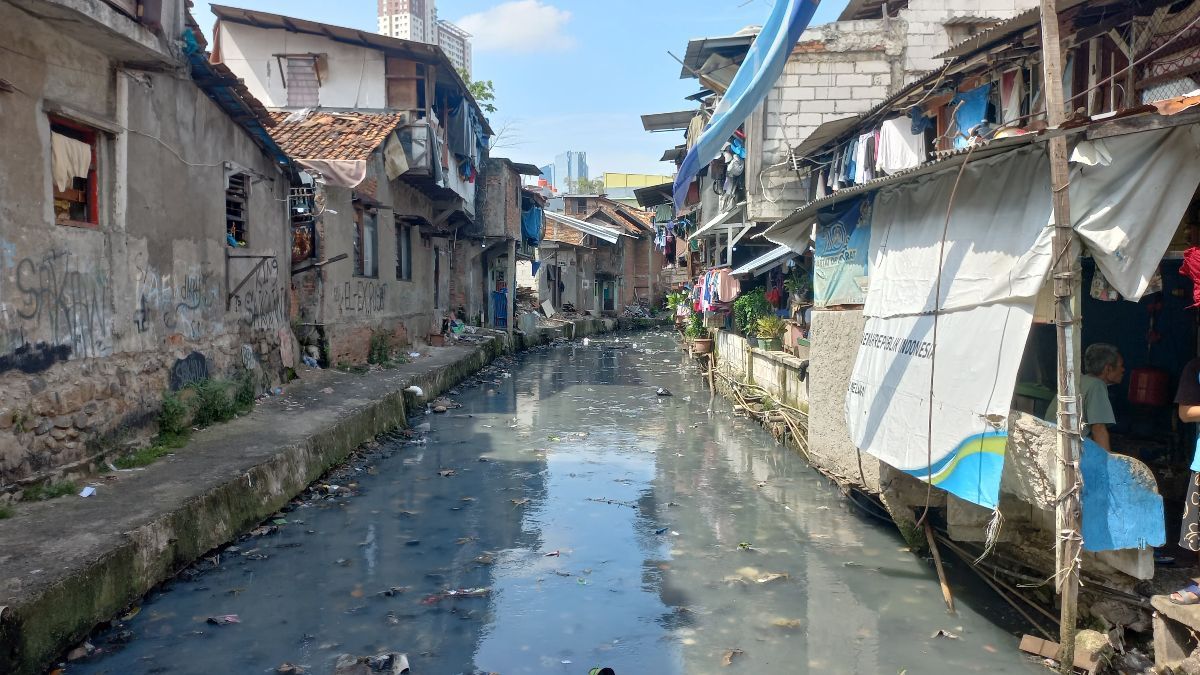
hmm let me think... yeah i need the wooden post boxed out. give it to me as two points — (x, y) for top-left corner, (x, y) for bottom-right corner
(507, 238), (517, 339)
(924, 520), (955, 615)
(1038, 2), (1084, 673)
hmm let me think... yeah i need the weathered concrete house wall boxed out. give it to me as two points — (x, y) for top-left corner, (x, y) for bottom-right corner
(214, 8), (495, 360)
(297, 168), (442, 365)
(0, 0), (291, 486)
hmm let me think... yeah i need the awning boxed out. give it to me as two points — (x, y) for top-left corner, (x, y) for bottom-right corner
(660, 146), (686, 162)
(545, 211), (623, 244)
(689, 201), (746, 240)
(641, 111), (696, 132)
(791, 115), (863, 161)
(634, 182), (674, 208)
(731, 245), (798, 277)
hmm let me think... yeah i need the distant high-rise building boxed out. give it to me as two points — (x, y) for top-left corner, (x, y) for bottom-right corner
(554, 151), (588, 193)
(437, 19), (472, 77)
(378, 1), (473, 77)
(378, 0), (437, 42)
(538, 164), (556, 190)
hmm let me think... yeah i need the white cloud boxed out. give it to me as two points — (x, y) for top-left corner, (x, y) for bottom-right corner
(457, 1), (575, 53)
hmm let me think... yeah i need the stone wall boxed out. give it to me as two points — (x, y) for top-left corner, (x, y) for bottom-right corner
(806, 309), (883, 491)
(714, 330), (810, 411)
(0, 3), (291, 487)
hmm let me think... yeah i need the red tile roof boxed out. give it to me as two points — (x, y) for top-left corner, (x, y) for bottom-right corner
(266, 111), (407, 160)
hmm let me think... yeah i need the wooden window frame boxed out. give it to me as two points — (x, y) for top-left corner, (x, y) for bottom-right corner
(50, 115), (100, 228)
(395, 219), (413, 281)
(226, 172), (250, 246)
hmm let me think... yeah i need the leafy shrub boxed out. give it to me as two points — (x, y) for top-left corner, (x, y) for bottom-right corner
(23, 480), (77, 502)
(368, 331), (393, 365)
(733, 288), (771, 336)
(190, 379), (236, 427)
(158, 390), (190, 437)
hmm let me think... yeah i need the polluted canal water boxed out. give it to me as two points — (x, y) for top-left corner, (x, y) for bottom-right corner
(70, 331), (1044, 674)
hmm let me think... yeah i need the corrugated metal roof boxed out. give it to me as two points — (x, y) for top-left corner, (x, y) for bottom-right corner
(545, 211), (623, 244)
(678, 32), (756, 80)
(211, 4), (493, 135)
(934, 5), (1064, 61)
(660, 146), (686, 162)
(634, 182), (674, 208)
(642, 110), (697, 132)
(731, 245), (797, 276)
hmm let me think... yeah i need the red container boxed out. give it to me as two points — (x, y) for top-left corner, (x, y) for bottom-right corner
(1128, 367), (1169, 407)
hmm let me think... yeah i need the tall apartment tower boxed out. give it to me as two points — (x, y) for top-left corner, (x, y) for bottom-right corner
(378, 0), (437, 43)
(378, 0), (473, 78)
(436, 19), (472, 77)
(554, 151), (589, 193)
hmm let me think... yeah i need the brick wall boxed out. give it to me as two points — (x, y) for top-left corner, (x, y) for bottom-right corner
(749, 19), (905, 223)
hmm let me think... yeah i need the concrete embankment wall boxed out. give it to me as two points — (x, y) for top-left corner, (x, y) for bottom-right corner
(1, 318), (641, 675)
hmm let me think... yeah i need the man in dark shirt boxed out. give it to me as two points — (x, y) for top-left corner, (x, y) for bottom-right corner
(1170, 357), (1200, 603)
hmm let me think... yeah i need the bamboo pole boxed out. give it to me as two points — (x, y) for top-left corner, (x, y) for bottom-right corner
(1038, 2), (1084, 672)
(924, 520), (956, 615)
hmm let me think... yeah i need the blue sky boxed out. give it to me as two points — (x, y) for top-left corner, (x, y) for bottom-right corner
(194, 0), (849, 176)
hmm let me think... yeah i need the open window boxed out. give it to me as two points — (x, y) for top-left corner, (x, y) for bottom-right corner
(395, 217), (413, 281)
(225, 172), (249, 246)
(354, 205), (378, 278)
(50, 116), (99, 227)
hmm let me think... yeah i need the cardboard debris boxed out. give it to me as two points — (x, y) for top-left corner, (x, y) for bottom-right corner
(1018, 634), (1102, 674)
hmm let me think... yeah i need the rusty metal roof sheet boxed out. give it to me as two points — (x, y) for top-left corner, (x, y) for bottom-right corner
(266, 110), (407, 160)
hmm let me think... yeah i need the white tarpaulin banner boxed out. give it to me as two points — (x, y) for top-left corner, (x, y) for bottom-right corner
(847, 123), (1200, 510)
(848, 147), (1054, 509)
(1072, 125), (1200, 300)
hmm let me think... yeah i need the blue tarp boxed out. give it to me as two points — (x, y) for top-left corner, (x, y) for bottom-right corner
(1080, 439), (1166, 551)
(522, 207), (544, 245)
(951, 84), (991, 149)
(672, 0), (820, 208)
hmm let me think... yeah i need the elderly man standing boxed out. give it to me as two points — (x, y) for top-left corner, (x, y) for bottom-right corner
(1045, 343), (1125, 452)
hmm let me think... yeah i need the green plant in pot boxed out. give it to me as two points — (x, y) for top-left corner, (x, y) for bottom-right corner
(755, 315), (786, 351)
(733, 288), (770, 336)
(684, 312), (704, 339)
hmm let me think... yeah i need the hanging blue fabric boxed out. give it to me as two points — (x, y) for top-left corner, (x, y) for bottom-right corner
(909, 106), (935, 135)
(522, 207), (544, 245)
(951, 84), (991, 149)
(532, 261), (542, 276)
(672, 0), (820, 208)
(728, 138), (746, 159)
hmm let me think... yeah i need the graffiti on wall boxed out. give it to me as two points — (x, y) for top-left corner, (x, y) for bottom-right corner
(333, 279), (387, 315)
(135, 266), (221, 340)
(0, 249), (113, 363)
(230, 258), (285, 331)
(169, 351), (210, 390)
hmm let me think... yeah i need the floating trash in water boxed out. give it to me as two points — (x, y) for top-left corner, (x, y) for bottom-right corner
(206, 615), (240, 626)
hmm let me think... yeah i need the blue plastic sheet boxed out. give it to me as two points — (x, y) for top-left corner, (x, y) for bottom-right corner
(673, 0), (820, 208)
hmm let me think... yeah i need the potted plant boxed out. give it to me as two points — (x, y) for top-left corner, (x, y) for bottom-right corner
(666, 290), (690, 329)
(686, 313), (713, 354)
(755, 315), (785, 351)
(733, 288), (771, 337)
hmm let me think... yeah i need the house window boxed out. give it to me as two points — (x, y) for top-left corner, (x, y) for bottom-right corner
(285, 56), (320, 107)
(50, 117), (99, 227)
(395, 219), (413, 281)
(354, 207), (378, 277)
(225, 172), (249, 245)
